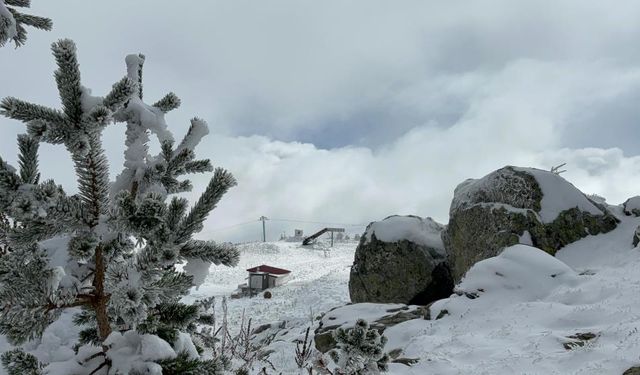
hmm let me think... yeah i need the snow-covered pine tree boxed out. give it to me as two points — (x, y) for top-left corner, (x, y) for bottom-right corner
(0, 39), (239, 374)
(0, 0), (52, 47)
(329, 319), (390, 375)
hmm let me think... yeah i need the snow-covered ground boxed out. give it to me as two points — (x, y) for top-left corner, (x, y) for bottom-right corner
(4, 207), (640, 374)
(246, 206), (640, 374)
(186, 240), (357, 332)
(310, 206), (640, 375)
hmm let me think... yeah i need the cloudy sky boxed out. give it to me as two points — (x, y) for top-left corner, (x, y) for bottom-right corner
(2, 0), (640, 242)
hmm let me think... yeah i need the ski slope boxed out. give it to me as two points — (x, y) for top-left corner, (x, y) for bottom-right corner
(186, 240), (357, 332)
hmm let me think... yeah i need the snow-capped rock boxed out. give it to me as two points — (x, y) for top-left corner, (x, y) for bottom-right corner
(624, 196), (640, 217)
(349, 215), (453, 305)
(443, 166), (618, 281)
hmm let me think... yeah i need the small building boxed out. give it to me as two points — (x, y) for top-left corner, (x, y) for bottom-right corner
(241, 265), (292, 295)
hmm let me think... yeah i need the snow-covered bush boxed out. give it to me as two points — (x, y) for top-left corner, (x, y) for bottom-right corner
(0, 0), (51, 47)
(0, 39), (239, 373)
(329, 319), (389, 375)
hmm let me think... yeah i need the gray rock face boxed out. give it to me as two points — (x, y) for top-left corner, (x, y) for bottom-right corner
(633, 226), (640, 247)
(443, 166), (619, 282)
(349, 215), (454, 305)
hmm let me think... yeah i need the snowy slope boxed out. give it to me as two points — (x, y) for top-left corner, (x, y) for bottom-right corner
(186, 241), (357, 332)
(382, 216), (640, 374)
(248, 206), (640, 374)
(3, 209), (640, 374)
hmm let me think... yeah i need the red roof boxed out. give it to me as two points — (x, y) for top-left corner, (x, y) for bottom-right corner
(246, 264), (291, 275)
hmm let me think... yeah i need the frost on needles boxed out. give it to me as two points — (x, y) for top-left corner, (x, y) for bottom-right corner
(0, 0), (52, 47)
(0, 39), (240, 374)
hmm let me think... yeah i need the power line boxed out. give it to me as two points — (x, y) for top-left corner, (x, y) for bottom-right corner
(207, 217), (369, 235)
(208, 219), (260, 233)
(268, 218), (368, 227)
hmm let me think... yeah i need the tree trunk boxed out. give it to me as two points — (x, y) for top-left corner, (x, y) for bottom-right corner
(93, 244), (111, 341)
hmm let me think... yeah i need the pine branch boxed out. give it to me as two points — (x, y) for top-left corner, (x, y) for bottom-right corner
(12, 22), (25, 47)
(175, 118), (208, 155)
(4, 0), (31, 7)
(150, 302), (199, 330)
(174, 168), (236, 244)
(8, 220), (63, 247)
(51, 39), (83, 124)
(180, 240), (239, 267)
(86, 105), (111, 128)
(8, 9), (51, 31)
(0, 12), (13, 48)
(0, 156), (21, 193)
(159, 352), (225, 375)
(17, 134), (39, 184)
(0, 97), (65, 126)
(166, 197), (188, 231)
(73, 136), (109, 226)
(152, 92), (181, 113)
(184, 159), (213, 174)
(1, 0), (51, 48)
(135, 54), (144, 99)
(152, 271), (193, 301)
(25, 119), (64, 144)
(103, 77), (136, 111)
(78, 327), (101, 346)
(123, 53), (145, 100)
(160, 140), (174, 163)
(44, 296), (93, 312)
(167, 148), (194, 174)
(172, 180), (192, 194)
(0, 253), (61, 344)
(1, 348), (43, 375)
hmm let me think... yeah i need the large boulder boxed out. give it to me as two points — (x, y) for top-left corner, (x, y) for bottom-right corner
(624, 196), (640, 217)
(443, 166), (619, 282)
(349, 215), (454, 305)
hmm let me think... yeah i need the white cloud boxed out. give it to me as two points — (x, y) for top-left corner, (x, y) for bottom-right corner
(2, 1), (640, 242)
(183, 133), (640, 243)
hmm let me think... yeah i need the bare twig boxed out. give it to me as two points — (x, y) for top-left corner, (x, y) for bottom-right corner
(295, 327), (313, 369)
(550, 163), (567, 175)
